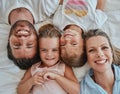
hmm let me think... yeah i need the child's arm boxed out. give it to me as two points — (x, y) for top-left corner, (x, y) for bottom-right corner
(96, 0), (106, 10)
(17, 68), (45, 94)
(44, 65), (80, 94)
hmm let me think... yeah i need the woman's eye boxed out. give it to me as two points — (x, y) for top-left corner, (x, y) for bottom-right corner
(102, 46), (109, 50)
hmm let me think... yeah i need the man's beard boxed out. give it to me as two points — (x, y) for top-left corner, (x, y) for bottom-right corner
(63, 52), (87, 67)
(12, 56), (40, 70)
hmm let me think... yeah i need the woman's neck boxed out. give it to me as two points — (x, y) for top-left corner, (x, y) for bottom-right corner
(92, 68), (114, 94)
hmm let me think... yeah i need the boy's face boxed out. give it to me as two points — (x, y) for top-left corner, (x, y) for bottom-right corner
(9, 21), (37, 59)
(60, 25), (84, 61)
(39, 37), (60, 67)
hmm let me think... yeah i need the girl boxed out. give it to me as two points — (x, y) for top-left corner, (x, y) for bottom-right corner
(17, 24), (79, 94)
(80, 29), (120, 94)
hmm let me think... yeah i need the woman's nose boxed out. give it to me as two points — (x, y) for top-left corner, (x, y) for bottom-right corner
(97, 49), (104, 57)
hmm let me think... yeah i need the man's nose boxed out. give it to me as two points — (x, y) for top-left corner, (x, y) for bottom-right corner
(64, 35), (73, 41)
(18, 35), (29, 39)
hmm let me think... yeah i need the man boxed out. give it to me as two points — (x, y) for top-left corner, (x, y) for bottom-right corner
(7, 20), (40, 69)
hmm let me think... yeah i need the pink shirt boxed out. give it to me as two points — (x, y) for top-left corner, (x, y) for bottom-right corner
(31, 61), (67, 94)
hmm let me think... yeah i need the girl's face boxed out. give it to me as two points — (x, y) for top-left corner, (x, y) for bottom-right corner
(86, 36), (113, 73)
(39, 37), (60, 67)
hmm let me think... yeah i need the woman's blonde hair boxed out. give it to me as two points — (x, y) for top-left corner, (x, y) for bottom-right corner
(85, 29), (120, 65)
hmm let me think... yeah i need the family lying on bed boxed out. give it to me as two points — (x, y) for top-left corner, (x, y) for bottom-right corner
(1, 0), (120, 94)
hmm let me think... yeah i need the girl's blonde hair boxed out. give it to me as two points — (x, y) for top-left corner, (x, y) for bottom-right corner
(38, 24), (61, 38)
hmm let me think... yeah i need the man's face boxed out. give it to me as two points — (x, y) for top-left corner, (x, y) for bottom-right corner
(60, 25), (84, 60)
(9, 21), (37, 59)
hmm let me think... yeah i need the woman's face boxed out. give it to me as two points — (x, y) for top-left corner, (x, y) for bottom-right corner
(86, 36), (113, 73)
(9, 22), (37, 59)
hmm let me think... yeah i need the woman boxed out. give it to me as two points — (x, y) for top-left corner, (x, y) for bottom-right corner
(80, 29), (120, 94)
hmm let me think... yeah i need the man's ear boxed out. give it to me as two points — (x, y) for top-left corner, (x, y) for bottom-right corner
(59, 0), (63, 5)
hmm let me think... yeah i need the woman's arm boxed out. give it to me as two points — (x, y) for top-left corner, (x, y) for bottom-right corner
(96, 0), (106, 10)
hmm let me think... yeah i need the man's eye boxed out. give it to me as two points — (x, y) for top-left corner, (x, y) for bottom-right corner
(14, 43), (20, 46)
(60, 43), (65, 46)
(13, 43), (20, 49)
(60, 44), (65, 46)
(72, 43), (77, 46)
(27, 43), (34, 48)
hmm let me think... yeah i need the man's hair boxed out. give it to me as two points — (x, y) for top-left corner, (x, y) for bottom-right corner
(61, 47), (87, 67)
(7, 20), (40, 69)
(8, 7), (35, 24)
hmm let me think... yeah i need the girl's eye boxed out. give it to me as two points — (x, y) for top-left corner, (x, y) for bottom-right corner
(72, 43), (77, 46)
(53, 49), (59, 52)
(88, 49), (95, 53)
(41, 49), (47, 52)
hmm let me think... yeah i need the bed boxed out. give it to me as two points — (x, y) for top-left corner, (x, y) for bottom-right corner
(0, 0), (120, 94)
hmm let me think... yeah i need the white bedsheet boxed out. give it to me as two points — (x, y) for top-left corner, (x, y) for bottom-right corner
(0, 24), (25, 94)
(0, 0), (120, 94)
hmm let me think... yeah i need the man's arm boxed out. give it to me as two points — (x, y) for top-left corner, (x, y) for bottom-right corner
(96, 0), (106, 10)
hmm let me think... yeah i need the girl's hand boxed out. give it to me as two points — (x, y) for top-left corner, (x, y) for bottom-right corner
(32, 72), (45, 86)
(43, 72), (58, 80)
